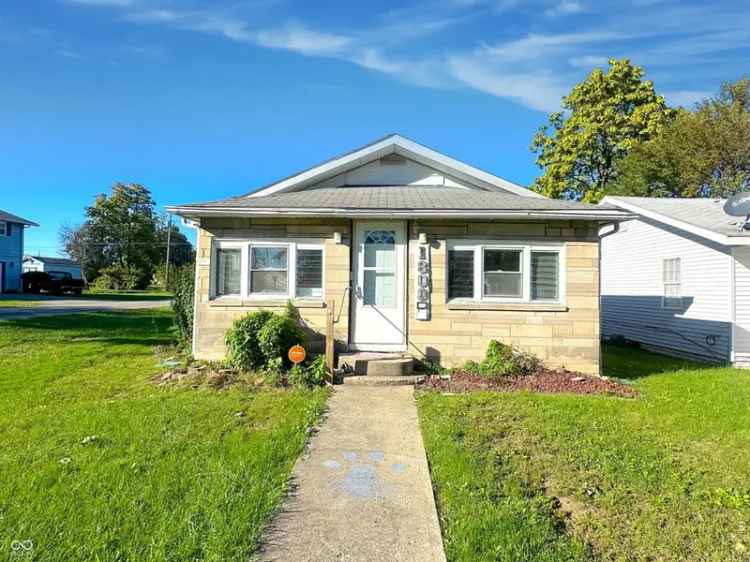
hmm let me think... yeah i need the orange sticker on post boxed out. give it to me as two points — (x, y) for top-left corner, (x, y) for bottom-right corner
(288, 345), (306, 365)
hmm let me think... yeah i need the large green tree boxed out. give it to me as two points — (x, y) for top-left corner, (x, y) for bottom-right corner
(61, 183), (192, 288)
(613, 78), (750, 198)
(531, 59), (672, 202)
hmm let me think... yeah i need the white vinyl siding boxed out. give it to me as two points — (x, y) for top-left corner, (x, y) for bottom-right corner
(732, 247), (750, 366)
(601, 218), (732, 363)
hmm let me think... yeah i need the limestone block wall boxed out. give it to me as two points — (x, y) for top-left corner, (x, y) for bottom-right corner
(193, 217), (351, 360)
(406, 220), (601, 374)
(191, 216), (601, 375)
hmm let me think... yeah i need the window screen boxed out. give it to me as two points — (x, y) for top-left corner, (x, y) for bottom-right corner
(295, 248), (323, 298)
(250, 246), (288, 294)
(216, 249), (241, 296)
(531, 251), (559, 301)
(483, 249), (522, 297)
(662, 258), (682, 308)
(448, 249), (474, 299)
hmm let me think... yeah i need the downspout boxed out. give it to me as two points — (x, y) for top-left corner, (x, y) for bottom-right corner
(597, 221), (621, 377)
(730, 248), (736, 364)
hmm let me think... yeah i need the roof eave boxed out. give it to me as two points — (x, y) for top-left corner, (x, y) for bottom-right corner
(166, 205), (632, 222)
(601, 196), (750, 246)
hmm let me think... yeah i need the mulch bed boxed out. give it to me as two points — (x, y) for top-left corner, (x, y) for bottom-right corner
(417, 369), (638, 397)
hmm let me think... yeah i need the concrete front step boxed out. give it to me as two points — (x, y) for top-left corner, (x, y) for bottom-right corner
(337, 352), (415, 377)
(342, 375), (423, 387)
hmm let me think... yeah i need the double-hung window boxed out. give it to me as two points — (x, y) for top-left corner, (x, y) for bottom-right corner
(0, 221), (9, 236)
(212, 240), (324, 300)
(448, 242), (564, 304)
(250, 246), (289, 295)
(662, 258), (682, 308)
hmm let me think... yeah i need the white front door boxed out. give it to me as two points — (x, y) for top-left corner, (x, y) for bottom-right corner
(351, 221), (407, 351)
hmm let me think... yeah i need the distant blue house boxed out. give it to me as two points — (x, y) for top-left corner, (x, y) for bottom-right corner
(0, 210), (38, 293)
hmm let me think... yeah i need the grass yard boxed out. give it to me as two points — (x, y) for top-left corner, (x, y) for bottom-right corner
(418, 345), (750, 562)
(0, 310), (327, 561)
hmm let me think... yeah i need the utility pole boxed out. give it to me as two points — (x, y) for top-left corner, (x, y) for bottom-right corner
(164, 214), (173, 289)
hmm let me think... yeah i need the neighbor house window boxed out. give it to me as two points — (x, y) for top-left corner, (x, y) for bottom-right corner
(662, 258), (682, 308)
(447, 242), (563, 303)
(212, 240), (324, 300)
(216, 248), (241, 296)
(295, 247), (323, 298)
(0, 221), (8, 236)
(250, 246), (288, 295)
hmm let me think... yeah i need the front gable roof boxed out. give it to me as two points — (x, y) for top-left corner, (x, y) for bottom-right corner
(168, 134), (632, 221)
(247, 134), (542, 198)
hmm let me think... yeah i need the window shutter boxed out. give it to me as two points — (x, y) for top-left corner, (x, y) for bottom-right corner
(531, 251), (559, 301)
(448, 249), (474, 299)
(295, 248), (323, 297)
(216, 249), (241, 296)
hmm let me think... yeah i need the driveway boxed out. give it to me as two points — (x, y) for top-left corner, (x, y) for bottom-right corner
(0, 297), (171, 320)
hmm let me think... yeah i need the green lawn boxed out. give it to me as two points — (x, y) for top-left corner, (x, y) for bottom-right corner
(418, 345), (750, 562)
(0, 310), (327, 561)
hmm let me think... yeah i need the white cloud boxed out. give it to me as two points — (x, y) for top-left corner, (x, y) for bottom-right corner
(545, 1), (587, 17)
(483, 31), (629, 61)
(447, 54), (566, 112)
(568, 55), (608, 68)
(255, 24), (352, 55)
(58, 48), (86, 59)
(67, 0), (135, 6)
(61, 0), (750, 115)
(663, 90), (711, 108)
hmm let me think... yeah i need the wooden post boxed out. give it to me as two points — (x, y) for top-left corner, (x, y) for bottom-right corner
(326, 299), (335, 376)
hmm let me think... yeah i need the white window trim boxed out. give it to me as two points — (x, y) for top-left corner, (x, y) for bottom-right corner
(661, 257), (682, 309)
(210, 238), (325, 301)
(446, 240), (566, 305)
(0, 221), (7, 236)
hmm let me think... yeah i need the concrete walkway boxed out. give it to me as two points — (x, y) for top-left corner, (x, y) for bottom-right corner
(261, 386), (446, 562)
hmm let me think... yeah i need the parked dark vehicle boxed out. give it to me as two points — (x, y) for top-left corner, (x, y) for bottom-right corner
(21, 271), (86, 296)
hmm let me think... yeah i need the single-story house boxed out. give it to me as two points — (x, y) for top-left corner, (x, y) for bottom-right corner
(601, 196), (750, 366)
(23, 256), (83, 279)
(0, 210), (38, 293)
(168, 135), (629, 375)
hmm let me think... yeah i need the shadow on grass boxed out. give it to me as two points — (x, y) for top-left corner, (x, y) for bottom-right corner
(1, 310), (176, 346)
(602, 342), (715, 380)
(79, 292), (173, 302)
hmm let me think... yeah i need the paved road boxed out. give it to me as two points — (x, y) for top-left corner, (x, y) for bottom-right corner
(261, 386), (446, 562)
(0, 298), (172, 320)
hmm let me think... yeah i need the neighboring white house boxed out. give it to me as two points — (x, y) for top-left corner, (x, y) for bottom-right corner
(22, 256), (82, 279)
(600, 196), (750, 366)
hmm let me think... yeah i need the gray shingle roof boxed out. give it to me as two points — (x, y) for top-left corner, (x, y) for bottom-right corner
(0, 209), (37, 226)
(177, 186), (616, 213)
(604, 196), (750, 238)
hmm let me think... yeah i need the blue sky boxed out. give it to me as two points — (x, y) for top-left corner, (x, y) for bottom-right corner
(2, 0), (748, 255)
